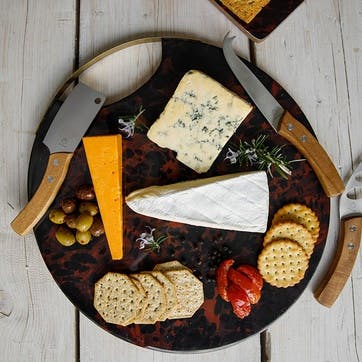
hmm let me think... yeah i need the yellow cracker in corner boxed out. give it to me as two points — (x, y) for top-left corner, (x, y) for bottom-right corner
(264, 221), (316, 258)
(272, 203), (320, 242)
(220, 0), (270, 23)
(258, 239), (309, 288)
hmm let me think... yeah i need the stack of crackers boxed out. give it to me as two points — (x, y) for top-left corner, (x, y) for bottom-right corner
(94, 261), (204, 326)
(258, 204), (320, 288)
(220, 0), (271, 23)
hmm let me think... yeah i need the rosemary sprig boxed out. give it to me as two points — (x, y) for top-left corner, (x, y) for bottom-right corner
(225, 135), (301, 179)
(118, 106), (147, 138)
(136, 226), (167, 254)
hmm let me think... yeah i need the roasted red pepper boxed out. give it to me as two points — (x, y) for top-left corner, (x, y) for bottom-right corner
(228, 267), (261, 304)
(236, 265), (263, 291)
(216, 259), (234, 301)
(227, 282), (251, 319)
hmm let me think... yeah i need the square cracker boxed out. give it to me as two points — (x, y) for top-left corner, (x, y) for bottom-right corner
(220, 0), (270, 23)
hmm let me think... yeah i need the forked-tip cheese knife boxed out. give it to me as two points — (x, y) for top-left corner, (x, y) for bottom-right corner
(222, 34), (344, 197)
(11, 82), (106, 236)
(315, 161), (362, 307)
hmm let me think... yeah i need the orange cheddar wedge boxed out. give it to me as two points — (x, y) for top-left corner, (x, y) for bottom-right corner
(83, 135), (123, 260)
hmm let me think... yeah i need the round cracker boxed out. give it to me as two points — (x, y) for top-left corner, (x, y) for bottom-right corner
(272, 203), (320, 241)
(94, 272), (141, 326)
(258, 239), (309, 288)
(264, 221), (316, 258)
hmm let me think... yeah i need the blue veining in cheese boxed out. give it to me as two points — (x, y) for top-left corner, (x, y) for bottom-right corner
(147, 70), (253, 173)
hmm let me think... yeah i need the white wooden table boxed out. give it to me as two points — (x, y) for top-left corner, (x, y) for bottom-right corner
(1, 1), (361, 361)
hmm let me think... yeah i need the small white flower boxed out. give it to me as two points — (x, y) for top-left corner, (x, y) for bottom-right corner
(118, 118), (135, 138)
(117, 107), (146, 138)
(224, 148), (241, 164)
(136, 226), (155, 249)
(245, 148), (258, 164)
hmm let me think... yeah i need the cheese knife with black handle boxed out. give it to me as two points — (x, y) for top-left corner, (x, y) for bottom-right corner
(223, 34), (344, 197)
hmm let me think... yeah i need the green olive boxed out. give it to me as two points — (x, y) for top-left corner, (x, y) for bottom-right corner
(61, 198), (77, 214)
(49, 208), (66, 224)
(65, 214), (78, 229)
(89, 217), (105, 237)
(76, 230), (92, 245)
(79, 202), (99, 216)
(55, 226), (76, 246)
(76, 184), (96, 201)
(75, 213), (94, 232)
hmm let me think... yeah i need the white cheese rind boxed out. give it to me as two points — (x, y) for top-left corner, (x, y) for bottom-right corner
(147, 70), (253, 173)
(126, 171), (269, 233)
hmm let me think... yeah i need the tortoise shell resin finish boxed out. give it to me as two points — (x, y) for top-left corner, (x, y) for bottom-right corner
(28, 38), (329, 351)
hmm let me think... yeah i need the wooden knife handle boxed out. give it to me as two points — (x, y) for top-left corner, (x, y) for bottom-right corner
(314, 216), (362, 307)
(11, 152), (73, 236)
(278, 111), (344, 197)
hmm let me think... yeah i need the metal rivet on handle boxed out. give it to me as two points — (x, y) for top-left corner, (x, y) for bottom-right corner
(300, 135), (307, 143)
(347, 243), (355, 250)
(47, 176), (54, 183)
(287, 123), (294, 131)
(53, 159), (59, 166)
(349, 225), (357, 232)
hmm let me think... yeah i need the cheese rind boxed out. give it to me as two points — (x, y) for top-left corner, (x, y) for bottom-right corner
(147, 70), (253, 173)
(126, 171), (269, 233)
(83, 135), (123, 260)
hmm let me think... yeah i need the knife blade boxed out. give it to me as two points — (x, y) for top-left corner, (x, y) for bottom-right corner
(315, 161), (362, 307)
(222, 34), (344, 197)
(11, 82), (106, 236)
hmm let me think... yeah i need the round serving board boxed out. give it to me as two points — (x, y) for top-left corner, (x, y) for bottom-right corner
(28, 38), (329, 351)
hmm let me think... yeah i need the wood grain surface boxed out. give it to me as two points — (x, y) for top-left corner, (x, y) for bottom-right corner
(1, 0), (361, 361)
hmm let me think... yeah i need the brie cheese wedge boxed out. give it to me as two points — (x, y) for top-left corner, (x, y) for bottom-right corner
(126, 171), (269, 233)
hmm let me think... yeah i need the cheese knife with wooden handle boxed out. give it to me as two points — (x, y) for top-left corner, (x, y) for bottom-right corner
(222, 34), (344, 197)
(11, 82), (106, 236)
(315, 161), (362, 307)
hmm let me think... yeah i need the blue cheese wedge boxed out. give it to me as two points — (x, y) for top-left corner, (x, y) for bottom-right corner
(147, 70), (253, 173)
(126, 171), (269, 233)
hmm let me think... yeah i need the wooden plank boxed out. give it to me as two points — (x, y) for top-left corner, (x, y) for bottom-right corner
(78, 1), (260, 361)
(78, 0), (250, 64)
(0, 1), (77, 361)
(253, 0), (361, 360)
